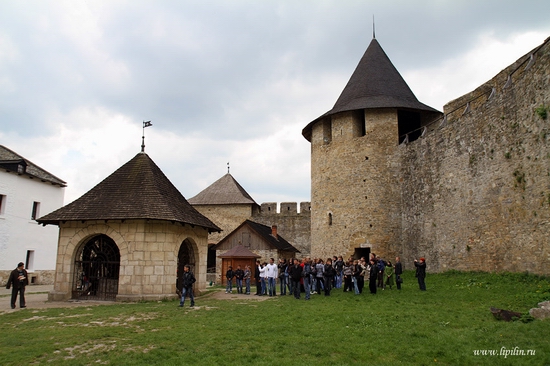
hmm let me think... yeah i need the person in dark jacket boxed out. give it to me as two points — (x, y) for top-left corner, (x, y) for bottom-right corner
(6, 262), (29, 309)
(225, 266), (235, 293)
(368, 258), (378, 294)
(179, 264), (196, 307)
(414, 257), (427, 291)
(323, 258), (335, 296)
(394, 257), (403, 290)
(234, 265), (245, 294)
(288, 258), (303, 299)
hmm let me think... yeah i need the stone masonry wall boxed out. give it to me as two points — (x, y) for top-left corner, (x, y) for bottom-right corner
(398, 37), (550, 275)
(251, 202), (311, 256)
(310, 109), (402, 261)
(192, 204), (253, 244)
(49, 219), (209, 301)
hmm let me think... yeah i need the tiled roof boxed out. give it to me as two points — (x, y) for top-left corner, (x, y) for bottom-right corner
(187, 173), (257, 205)
(214, 220), (299, 253)
(0, 145), (66, 187)
(37, 152), (221, 232)
(218, 245), (261, 258)
(303, 38), (441, 141)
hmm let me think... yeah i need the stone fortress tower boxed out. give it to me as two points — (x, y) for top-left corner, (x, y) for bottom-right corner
(303, 34), (550, 275)
(302, 36), (441, 261)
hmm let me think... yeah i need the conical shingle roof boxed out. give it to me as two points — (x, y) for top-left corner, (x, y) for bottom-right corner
(37, 152), (220, 232)
(303, 38), (441, 141)
(187, 173), (257, 205)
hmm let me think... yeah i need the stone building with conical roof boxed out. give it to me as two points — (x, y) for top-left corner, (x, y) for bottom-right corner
(188, 173), (260, 245)
(188, 173), (310, 279)
(303, 35), (550, 275)
(38, 152), (220, 301)
(302, 37), (442, 261)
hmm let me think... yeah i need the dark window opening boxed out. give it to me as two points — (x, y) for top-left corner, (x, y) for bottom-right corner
(398, 110), (422, 144)
(0, 194), (5, 215)
(323, 119), (332, 144)
(31, 201), (40, 220)
(353, 110), (366, 136)
(26, 250), (34, 271)
(328, 213), (333, 226)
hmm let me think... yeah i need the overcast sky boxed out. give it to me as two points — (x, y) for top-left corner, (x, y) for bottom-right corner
(1, 1), (549, 209)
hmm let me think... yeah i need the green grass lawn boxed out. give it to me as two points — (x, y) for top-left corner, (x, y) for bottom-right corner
(1, 271), (549, 365)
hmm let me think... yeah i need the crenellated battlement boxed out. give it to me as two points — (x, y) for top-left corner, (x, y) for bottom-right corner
(258, 202), (311, 216)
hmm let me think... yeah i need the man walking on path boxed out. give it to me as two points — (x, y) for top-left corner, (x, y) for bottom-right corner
(6, 262), (28, 309)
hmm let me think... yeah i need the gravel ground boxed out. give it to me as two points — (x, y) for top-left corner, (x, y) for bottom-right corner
(0, 285), (274, 314)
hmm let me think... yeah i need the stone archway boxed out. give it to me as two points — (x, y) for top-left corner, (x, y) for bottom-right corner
(176, 239), (196, 294)
(73, 234), (120, 301)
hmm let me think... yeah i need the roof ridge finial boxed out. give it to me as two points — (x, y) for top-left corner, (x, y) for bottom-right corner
(372, 15), (376, 39)
(227, 162), (230, 174)
(141, 120), (152, 152)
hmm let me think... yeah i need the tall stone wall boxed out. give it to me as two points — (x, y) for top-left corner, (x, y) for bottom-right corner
(251, 202), (311, 256)
(195, 201), (311, 256)
(398, 37), (550, 275)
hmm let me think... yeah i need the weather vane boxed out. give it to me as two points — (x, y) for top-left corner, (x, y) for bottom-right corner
(227, 162), (230, 174)
(141, 120), (152, 152)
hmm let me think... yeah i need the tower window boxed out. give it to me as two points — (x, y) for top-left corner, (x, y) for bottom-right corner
(323, 119), (332, 144)
(353, 110), (366, 136)
(328, 212), (333, 226)
(398, 110), (421, 144)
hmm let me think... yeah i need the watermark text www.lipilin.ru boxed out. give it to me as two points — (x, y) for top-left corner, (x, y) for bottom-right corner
(473, 346), (535, 358)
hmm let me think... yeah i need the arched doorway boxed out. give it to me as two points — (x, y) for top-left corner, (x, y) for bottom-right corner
(176, 239), (196, 294)
(73, 234), (120, 301)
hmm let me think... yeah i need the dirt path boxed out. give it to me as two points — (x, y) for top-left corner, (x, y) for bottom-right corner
(0, 287), (275, 314)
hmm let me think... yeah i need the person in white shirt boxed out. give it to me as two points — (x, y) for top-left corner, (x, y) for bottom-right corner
(259, 262), (267, 295)
(265, 258), (279, 296)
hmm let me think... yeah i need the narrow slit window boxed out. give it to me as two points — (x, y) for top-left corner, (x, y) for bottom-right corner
(26, 250), (35, 271)
(0, 194), (5, 215)
(31, 201), (40, 220)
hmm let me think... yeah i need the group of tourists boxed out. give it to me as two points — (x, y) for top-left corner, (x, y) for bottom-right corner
(177, 255), (427, 307)
(272, 254), (406, 300)
(221, 254), (427, 300)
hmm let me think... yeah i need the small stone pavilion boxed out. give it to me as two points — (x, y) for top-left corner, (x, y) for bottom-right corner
(38, 152), (220, 302)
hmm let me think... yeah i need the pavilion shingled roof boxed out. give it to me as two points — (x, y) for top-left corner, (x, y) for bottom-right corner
(37, 152), (220, 232)
(187, 173), (257, 206)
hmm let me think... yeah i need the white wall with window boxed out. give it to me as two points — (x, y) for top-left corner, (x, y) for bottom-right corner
(0, 169), (64, 283)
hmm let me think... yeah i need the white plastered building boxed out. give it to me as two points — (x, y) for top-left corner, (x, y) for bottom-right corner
(0, 145), (65, 285)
